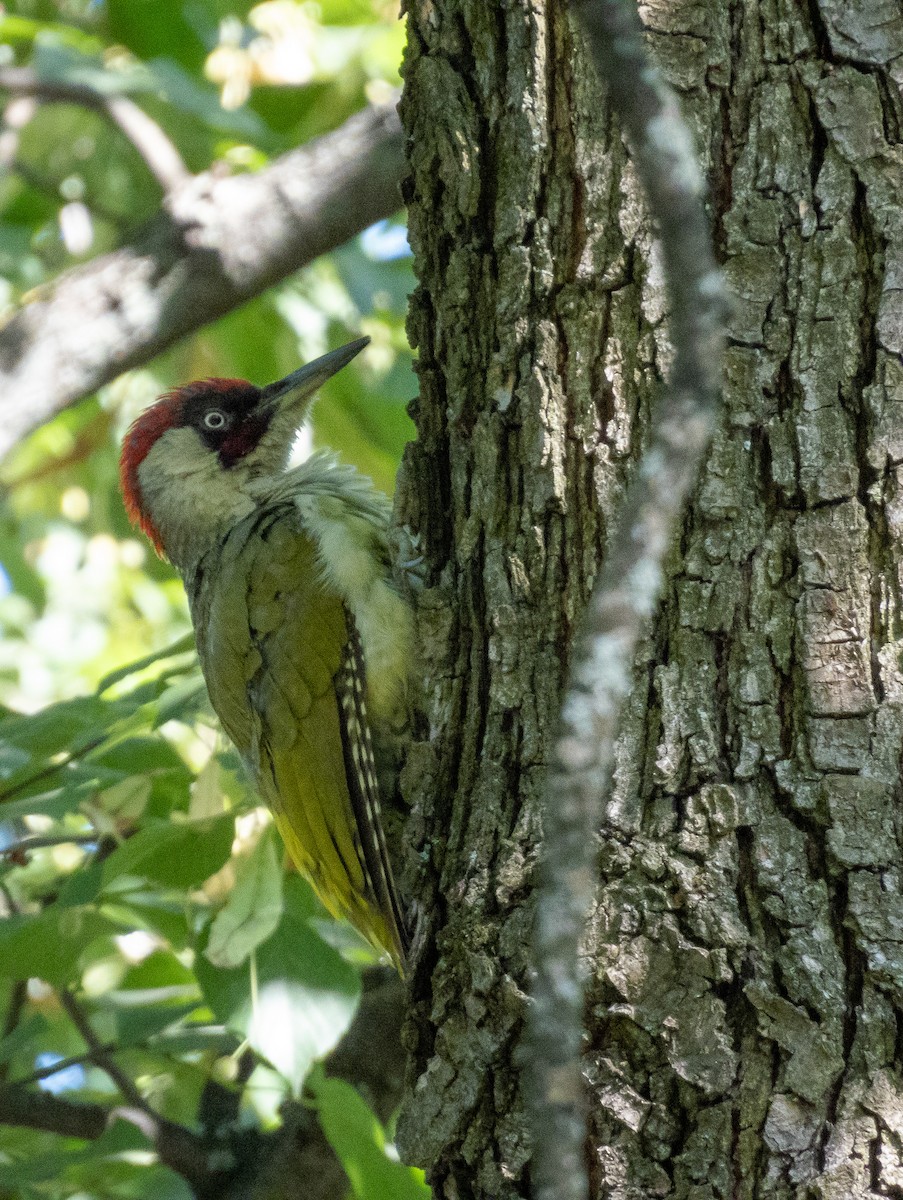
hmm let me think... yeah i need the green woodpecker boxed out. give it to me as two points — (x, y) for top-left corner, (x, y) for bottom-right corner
(119, 338), (411, 969)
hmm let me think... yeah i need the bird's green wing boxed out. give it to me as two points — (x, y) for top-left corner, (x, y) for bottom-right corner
(198, 508), (406, 968)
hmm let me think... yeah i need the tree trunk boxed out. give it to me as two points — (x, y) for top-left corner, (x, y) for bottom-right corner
(396, 0), (903, 1196)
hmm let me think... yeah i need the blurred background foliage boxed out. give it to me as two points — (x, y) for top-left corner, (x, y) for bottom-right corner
(0, 1), (422, 1197)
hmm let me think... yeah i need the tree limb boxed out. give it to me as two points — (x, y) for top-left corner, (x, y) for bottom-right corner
(0, 66), (190, 192)
(0, 1086), (214, 1191)
(527, 3), (728, 1198)
(58, 989), (151, 1115)
(0, 980), (26, 1084)
(0, 970), (405, 1200)
(13, 1044), (115, 1087)
(0, 100), (405, 463)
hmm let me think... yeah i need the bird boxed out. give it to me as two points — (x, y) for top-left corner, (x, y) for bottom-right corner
(119, 337), (411, 970)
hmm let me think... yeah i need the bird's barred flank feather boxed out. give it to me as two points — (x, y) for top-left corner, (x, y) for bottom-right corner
(335, 618), (408, 967)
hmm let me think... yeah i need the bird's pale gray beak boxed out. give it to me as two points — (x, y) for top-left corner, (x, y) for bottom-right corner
(260, 337), (370, 412)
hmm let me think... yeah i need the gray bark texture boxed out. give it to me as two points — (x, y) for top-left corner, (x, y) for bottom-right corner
(395, 0), (903, 1197)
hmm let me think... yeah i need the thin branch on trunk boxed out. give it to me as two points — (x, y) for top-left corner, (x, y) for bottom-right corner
(0, 101), (405, 463)
(12, 1044), (115, 1087)
(0, 980), (27, 1084)
(0, 736), (107, 804)
(58, 989), (153, 1115)
(1, 979), (26, 1042)
(4, 833), (98, 854)
(527, 2), (728, 1198)
(0, 66), (189, 192)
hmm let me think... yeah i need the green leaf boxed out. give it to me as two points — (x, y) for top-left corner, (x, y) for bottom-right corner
(196, 877), (359, 1095)
(246, 943), (354, 1097)
(0, 739), (32, 780)
(0, 695), (113, 760)
(96, 633), (196, 694)
(105, 0), (208, 69)
(310, 1072), (432, 1200)
(31, 41), (148, 95)
(55, 859), (104, 907)
(0, 780), (98, 824)
(99, 896), (191, 948)
(0, 1115), (166, 1188)
(147, 58), (275, 142)
(0, 16), (104, 54)
(0, 1148), (80, 1188)
(152, 676), (208, 726)
(0, 516), (46, 608)
(0, 906), (117, 986)
(0, 1012), (48, 1066)
(318, 0), (383, 25)
(118, 1001), (201, 1043)
(205, 826), (284, 969)
(92, 736), (192, 820)
(101, 814), (235, 890)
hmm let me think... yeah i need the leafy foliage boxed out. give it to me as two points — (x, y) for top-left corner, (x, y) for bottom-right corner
(0, 1), (420, 1197)
(312, 1071), (431, 1200)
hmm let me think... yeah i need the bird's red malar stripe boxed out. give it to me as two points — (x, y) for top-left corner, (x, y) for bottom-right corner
(119, 392), (185, 557)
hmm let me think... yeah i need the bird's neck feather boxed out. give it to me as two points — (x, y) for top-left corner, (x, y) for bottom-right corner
(136, 431), (259, 571)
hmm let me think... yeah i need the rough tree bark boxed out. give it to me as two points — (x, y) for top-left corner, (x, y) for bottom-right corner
(396, 0), (903, 1197)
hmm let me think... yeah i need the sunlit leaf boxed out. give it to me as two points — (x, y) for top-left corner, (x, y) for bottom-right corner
(97, 896), (190, 948)
(96, 633), (196, 694)
(196, 877), (359, 1095)
(311, 1072), (431, 1200)
(101, 814), (235, 890)
(205, 825), (284, 969)
(0, 781), (97, 825)
(0, 16), (104, 54)
(0, 1012), (48, 1067)
(0, 906), (118, 986)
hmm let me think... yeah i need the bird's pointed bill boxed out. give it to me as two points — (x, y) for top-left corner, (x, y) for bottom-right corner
(260, 338), (370, 413)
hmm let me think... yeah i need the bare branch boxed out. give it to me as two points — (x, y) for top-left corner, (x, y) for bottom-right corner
(0, 66), (189, 192)
(527, 3), (728, 1198)
(59, 990), (151, 1114)
(0, 980), (27, 1084)
(13, 1044), (116, 1087)
(0, 969), (405, 1199)
(105, 96), (191, 194)
(0, 1086), (213, 1190)
(0, 736), (106, 804)
(1, 980), (26, 1042)
(4, 833), (98, 853)
(0, 100), (406, 463)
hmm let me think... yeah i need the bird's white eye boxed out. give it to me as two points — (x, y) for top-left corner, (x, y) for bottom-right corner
(204, 410), (227, 430)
